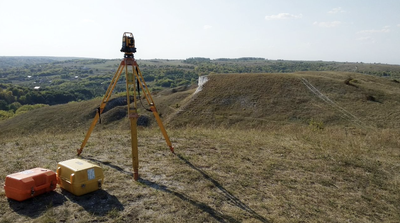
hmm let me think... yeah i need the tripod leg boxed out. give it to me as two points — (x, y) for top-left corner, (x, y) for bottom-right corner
(125, 61), (140, 180)
(129, 113), (139, 180)
(151, 106), (174, 153)
(133, 65), (174, 153)
(77, 62), (126, 156)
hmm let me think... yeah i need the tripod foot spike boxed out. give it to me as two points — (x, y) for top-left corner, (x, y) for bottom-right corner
(133, 170), (139, 181)
(77, 148), (83, 156)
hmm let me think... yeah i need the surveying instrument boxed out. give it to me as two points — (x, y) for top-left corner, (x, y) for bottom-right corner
(77, 32), (174, 181)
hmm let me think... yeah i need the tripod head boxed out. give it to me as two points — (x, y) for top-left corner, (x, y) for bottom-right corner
(121, 32), (136, 58)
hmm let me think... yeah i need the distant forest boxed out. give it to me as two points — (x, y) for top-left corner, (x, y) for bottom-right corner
(1, 56), (400, 120)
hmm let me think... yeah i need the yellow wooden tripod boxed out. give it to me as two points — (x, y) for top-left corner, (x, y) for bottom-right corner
(77, 32), (174, 181)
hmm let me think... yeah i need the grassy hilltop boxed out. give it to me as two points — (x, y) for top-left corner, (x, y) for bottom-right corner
(1, 65), (400, 221)
(169, 71), (400, 129)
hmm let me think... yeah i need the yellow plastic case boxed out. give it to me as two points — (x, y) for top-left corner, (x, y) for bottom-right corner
(56, 159), (104, 196)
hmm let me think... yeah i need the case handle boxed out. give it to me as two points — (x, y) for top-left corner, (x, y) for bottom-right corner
(70, 173), (75, 185)
(56, 167), (61, 184)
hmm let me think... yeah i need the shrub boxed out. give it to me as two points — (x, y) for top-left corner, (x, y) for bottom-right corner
(0, 110), (13, 120)
(15, 104), (49, 115)
(309, 119), (324, 131)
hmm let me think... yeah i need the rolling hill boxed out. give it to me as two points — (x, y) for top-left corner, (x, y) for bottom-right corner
(168, 71), (400, 129)
(1, 71), (400, 222)
(1, 71), (399, 137)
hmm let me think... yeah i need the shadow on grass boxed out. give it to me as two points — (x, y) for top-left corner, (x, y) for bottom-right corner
(7, 191), (67, 218)
(8, 188), (123, 218)
(175, 153), (269, 223)
(86, 157), (242, 222)
(139, 178), (241, 223)
(84, 156), (134, 177)
(60, 189), (124, 216)
(84, 155), (268, 222)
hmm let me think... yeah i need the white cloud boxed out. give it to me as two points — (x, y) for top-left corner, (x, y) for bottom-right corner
(265, 13), (303, 21)
(328, 7), (345, 14)
(358, 26), (390, 34)
(203, 25), (212, 30)
(313, 21), (341, 28)
(397, 24), (400, 27)
(357, 36), (375, 44)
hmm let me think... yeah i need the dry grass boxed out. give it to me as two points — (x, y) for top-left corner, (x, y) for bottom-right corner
(169, 72), (400, 129)
(1, 125), (400, 222)
(1, 71), (400, 222)
(2, 71), (399, 135)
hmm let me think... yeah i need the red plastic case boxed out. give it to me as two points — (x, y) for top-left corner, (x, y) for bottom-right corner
(4, 168), (57, 201)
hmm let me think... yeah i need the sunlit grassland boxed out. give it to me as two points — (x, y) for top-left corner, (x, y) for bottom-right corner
(1, 125), (399, 222)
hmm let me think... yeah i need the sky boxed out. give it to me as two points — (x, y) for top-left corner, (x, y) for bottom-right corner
(1, 0), (400, 64)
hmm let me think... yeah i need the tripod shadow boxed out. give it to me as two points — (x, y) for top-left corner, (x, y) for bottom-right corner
(139, 178), (241, 223)
(175, 153), (269, 223)
(86, 157), (239, 222)
(83, 156), (134, 177)
(84, 155), (268, 222)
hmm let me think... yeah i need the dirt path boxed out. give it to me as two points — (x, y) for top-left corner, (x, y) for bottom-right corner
(300, 77), (365, 127)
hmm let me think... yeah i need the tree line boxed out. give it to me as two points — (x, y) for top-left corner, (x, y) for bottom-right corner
(0, 83), (96, 120)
